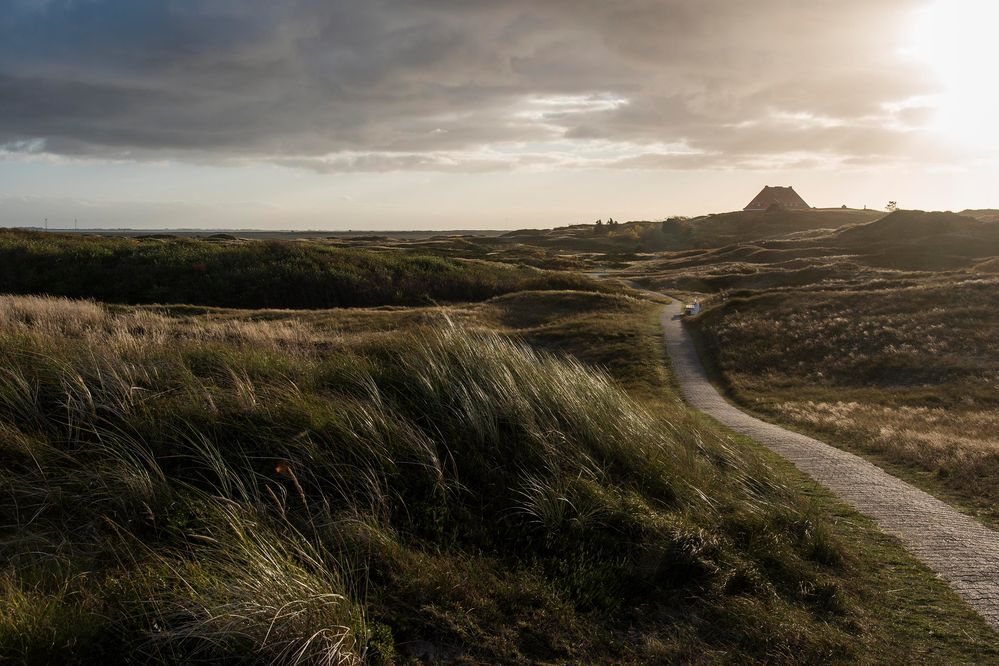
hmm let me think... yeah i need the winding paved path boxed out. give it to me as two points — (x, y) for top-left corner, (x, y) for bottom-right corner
(657, 299), (999, 631)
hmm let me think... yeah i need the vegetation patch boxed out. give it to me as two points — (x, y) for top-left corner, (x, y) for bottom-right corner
(0, 293), (996, 663)
(689, 277), (999, 525)
(0, 230), (604, 309)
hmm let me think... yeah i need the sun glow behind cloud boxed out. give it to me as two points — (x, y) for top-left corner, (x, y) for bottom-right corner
(907, 0), (999, 152)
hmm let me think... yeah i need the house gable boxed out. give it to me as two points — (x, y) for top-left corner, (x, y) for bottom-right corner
(745, 186), (810, 211)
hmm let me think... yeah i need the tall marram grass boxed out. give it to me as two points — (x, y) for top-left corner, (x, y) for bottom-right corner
(0, 295), (864, 663)
(135, 497), (360, 665)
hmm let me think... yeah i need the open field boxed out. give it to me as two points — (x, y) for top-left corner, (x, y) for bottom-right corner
(2, 280), (998, 663)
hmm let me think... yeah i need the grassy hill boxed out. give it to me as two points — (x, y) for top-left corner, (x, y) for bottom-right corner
(486, 209), (998, 275)
(1, 291), (997, 663)
(673, 208), (884, 248)
(635, 210), (999, 295)
(831, 210), (999, 271)
(488, 209), (883, 256)
(0, 230), (603, 309)
(835, 210), (999, 242)
(962, 209), (999, 223)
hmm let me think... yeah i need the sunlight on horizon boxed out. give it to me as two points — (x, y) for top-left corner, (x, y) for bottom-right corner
(909, 0), (999, 152)
(2, 1), (999, 228)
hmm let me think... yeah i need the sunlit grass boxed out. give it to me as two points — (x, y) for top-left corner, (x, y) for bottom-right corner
(691, 276), (999, 521)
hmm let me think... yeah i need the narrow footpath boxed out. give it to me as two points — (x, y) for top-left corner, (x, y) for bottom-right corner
(657, 299), (999, 631)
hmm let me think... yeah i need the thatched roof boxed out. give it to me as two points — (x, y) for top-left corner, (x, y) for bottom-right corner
(744, 186), (810, 211)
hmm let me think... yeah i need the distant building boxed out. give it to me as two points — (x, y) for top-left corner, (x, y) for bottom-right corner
(744, 186), (810, 211)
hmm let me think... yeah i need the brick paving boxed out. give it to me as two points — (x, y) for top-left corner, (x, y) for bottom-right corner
(658, 304), (999, 631)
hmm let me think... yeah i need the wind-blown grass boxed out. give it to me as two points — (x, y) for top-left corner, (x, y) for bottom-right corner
(0, 294), (996, 663)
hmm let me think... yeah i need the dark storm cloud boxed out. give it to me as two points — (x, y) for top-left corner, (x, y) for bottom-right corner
(0, 0), (933, 170)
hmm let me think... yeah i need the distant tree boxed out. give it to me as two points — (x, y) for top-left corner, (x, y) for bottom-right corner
(660, 216), (692, 245)
(886, 201), (898, 212)
(661, 216), (688, 234)
(595, 219), (603, 226)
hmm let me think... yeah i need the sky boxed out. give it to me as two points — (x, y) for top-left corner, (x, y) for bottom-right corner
(1, 0), (998, 230)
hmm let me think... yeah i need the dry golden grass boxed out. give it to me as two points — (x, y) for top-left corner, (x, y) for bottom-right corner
(777, 401), (999, 510)
(691, 275), (999, 521)
(0, 295), (488, 358)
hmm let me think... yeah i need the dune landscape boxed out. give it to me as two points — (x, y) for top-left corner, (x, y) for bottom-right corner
(3, 0), (999, 663)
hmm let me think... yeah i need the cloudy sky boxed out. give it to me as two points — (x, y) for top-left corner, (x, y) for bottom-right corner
(1, 0), (997, 229)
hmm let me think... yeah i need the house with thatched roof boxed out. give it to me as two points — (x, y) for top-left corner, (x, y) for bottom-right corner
(744, 186), (810, 211)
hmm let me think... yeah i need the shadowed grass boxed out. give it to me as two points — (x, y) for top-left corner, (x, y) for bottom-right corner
(0, 230), (607, 309)
(0, 293), (996, 663)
